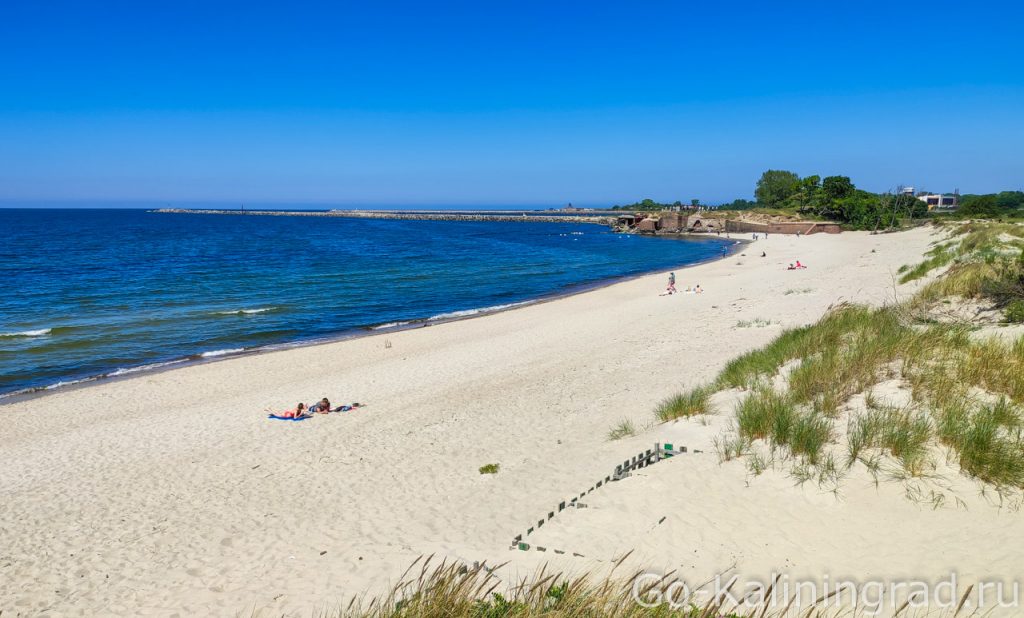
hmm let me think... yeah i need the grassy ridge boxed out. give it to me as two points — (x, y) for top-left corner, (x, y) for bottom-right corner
(329, 556), (978, 617)
(656, 222), (1024, 490)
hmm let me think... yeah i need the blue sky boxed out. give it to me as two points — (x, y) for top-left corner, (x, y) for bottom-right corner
(1, 1), (1021, 207)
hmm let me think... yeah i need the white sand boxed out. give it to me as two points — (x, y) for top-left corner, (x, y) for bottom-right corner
(2, 227), (1021, 616)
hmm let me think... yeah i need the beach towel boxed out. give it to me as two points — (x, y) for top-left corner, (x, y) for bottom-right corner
(267, 414), (312, 421)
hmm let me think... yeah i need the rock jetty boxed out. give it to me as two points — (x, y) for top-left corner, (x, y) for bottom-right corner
(153, 208), (620, 225)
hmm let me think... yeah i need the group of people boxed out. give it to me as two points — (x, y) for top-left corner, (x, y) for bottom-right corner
(787, 261), (807, 270)
(665, 272), (703, 295)
(273, 398), (362, 419)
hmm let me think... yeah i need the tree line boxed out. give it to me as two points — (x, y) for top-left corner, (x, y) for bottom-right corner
(611, 171), (1022, 229)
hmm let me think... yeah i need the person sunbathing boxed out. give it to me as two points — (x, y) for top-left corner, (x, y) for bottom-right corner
(279, 403), (308, 418)
(310, 398), (331, 414)
(796, 260), (806, 269)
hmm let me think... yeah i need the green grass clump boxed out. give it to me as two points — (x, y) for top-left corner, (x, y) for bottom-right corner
(716, 325), (813, 389)
(846, 405), (933, 474)
(898, 243), (955, 283)
(478, 463), (500, 475)
(937, 398), (1024, 488)
(655, 386), (711, 422)
(786, 414), (832, 464)
(736, 388), (794, 442)
(607, 419), (637, 441)
(958, 336), (1024, 404)
(1006, 299), (1024, 323)
(734, 389), (832, 463)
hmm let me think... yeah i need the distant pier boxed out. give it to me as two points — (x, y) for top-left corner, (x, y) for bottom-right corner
(153, 208), (623, 225)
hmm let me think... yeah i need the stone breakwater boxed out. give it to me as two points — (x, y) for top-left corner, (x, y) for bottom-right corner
(153, 208), (619, 225)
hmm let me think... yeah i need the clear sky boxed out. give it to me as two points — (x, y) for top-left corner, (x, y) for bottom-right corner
(1, 1), (1022, 207)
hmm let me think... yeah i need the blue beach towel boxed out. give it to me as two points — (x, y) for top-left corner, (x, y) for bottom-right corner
(267, 414), (311, 421)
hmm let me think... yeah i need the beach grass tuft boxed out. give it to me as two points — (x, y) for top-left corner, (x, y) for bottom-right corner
(478, 463), (500, 475)
(607, 419), (638, 441)
(655, 387), (711, 422)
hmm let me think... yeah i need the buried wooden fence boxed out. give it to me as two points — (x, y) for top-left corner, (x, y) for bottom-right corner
(511, 442), (703, 553)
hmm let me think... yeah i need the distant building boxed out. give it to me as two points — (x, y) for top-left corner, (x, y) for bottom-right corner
(917, 193), (959, 210)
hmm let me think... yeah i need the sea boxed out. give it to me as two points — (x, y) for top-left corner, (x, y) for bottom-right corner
(0, 208), (733, 399)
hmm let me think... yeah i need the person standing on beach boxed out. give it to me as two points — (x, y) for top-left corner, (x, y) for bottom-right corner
(667, 272), (676, 294)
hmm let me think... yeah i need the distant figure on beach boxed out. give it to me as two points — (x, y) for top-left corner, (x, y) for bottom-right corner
(667, 272), (676, 294)
(788, 263), (795, 270)
(796, 260), (806, 269)
(761, 251), (766, 258)
(695, 284), (703, 294)
(311, 398), (331, 414)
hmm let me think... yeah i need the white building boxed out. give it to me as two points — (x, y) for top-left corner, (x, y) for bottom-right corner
(917, 193), (959, 210)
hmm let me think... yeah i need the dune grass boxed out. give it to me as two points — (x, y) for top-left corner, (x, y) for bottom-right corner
(936, 398), (1024, 488)
(607, 419), (638, 441)
(655, 387), (711, 422)
(328, 555), (983, 617)
(846, 404), (933, 474)
(656, 222), (1024, 490)
(898, 242), (955, 283)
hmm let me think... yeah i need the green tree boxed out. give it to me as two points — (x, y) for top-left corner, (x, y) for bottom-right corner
(822, 176), (854, 200)
(995, 191), (1024, 211)
(755, 170), (801, 207)
(723, 198), (756, 210)
(960, 195), (1001, 217)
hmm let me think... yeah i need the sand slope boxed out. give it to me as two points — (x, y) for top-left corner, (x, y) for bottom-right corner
(3, 227), (1019, 616)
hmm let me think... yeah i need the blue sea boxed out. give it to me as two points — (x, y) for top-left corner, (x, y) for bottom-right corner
(0, 209), (732, 398)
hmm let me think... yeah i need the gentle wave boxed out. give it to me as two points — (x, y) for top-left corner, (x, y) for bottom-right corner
(0, 328), (52, 338)
(428, 301), (532, 321)
(213, 307), (277, 316)
(45, 377), (96, 390)
(108, 359), (190, 377)
(371, 321), (412, 330)
(199, 348), (245, 358)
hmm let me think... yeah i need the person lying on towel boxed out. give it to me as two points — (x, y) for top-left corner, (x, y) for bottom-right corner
(278, 403), (309, 418)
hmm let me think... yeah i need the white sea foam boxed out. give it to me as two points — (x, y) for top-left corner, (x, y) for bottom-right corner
(200, 348), (245, 358)
(44, 377), (94, 390)
(428, 301), (531, 321)
(0, 328), (52, 338)
(214, 307), (276, 316)
(371, 321), (411, 330)
(108, 359), (189, 377)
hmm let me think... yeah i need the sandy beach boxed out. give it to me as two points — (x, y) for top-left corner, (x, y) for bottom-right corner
(3, 226), (1021, 616)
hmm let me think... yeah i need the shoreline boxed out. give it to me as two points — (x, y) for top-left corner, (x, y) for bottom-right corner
(0, 237), (744, 405)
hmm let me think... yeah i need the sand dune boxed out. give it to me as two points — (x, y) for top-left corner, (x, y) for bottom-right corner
(3, 227), (1019, 616)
